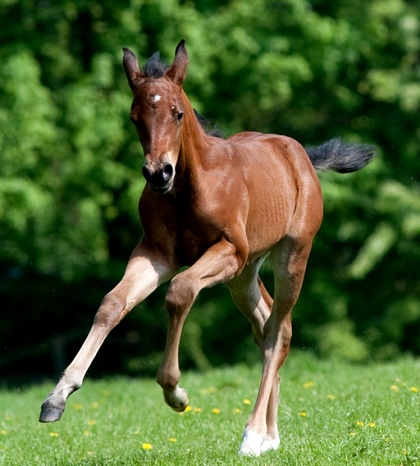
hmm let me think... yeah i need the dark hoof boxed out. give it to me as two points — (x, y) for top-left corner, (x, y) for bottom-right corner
(39, 403), (64, 423)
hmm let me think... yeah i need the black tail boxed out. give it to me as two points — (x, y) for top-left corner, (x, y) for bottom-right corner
(305, 138), (375, 173)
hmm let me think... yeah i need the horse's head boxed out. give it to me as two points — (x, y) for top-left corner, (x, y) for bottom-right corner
(123, 40), (188, 194)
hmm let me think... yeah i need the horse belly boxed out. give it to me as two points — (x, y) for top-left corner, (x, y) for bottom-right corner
(245, 185), (293, 261)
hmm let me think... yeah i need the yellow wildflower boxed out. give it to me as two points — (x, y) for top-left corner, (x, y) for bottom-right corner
(303, 381), (314, 389)
(212, 408), (220, 414)
(368, 422), (376, 428)
(83, 430), (91, 436)
(142, 443), (153, 450)
(243, 399), (251, 405)
(298, 411), (307, 417)
(391, 385), (399, 392)
(49, 432), (59, 437)
(356, 421), (364, 427)
(1, 430), (7, 435)
(410, 386), (418, 393)
(169, 437), (177, 442)
(88, 420), (96, 426)
(193, 407), (202, 413)
(234, 408), (242, 414)
(327, 394), (336, 400)
(180, 405), (192, 415)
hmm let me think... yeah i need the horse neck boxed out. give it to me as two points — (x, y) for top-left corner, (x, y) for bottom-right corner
(177, 90), (213, 188)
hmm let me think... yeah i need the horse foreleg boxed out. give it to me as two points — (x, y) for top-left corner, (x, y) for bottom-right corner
(39, 243), (173, 423)
(157, 239), (242, 412)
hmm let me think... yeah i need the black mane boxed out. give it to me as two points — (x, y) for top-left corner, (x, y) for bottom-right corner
(143, 52), (223, 138)
(143, 52), (168, 78)
(193, 110), (224, 138)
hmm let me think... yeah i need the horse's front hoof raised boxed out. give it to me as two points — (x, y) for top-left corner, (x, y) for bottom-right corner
(163, 386), (189, 412)
(39, 402), (64, 423)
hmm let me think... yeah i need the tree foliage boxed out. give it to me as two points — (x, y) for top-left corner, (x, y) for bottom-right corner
(1, 0), (419, 378)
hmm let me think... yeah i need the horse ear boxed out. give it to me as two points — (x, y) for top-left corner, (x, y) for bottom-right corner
(165, 39), (188, 86)
(122, 47), (142, 91)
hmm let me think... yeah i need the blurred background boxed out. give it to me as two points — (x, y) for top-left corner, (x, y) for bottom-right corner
(1, 0), (419, 383)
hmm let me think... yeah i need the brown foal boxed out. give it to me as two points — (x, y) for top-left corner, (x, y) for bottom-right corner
(40, 39), (374, 456)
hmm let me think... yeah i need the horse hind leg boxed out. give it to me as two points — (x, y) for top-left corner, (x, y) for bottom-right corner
(256, 277), (282, 453)
(228, 266), (281, 455)
(259, 314), (292, 453)
(241, 237), (312, 456)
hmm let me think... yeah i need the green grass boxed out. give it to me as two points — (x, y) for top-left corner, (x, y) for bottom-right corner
(1, 352), (419, 465)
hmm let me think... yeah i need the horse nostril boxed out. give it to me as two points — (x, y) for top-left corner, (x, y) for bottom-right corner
(162, 164), (174, 182)
(142, 165), (153, 182)
(143, 164), (174, 191)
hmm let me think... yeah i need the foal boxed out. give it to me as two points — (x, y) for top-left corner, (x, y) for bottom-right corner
(40, 40), (374, 456)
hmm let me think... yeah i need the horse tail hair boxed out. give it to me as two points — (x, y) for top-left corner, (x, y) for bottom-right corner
(305, 138), (375, 173)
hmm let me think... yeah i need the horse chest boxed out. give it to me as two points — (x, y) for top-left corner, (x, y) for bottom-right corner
(176, 212), (222, 265)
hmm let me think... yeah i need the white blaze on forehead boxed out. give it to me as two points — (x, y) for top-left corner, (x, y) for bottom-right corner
(152, 94), (161, 103)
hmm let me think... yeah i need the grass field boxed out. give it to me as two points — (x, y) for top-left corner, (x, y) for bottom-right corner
(1, 351), (419, 465)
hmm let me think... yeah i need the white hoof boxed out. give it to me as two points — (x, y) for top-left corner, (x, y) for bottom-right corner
(163, 386), (189, 412)
(260, 435), (280, 452)
(238, 428), (264, 457)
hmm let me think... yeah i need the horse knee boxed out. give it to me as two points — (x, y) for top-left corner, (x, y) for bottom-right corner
(165, 275), (198, 314)
(94, 293), (126, 328)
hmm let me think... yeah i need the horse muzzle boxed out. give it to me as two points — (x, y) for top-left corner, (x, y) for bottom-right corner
(142, 163), (174, 194)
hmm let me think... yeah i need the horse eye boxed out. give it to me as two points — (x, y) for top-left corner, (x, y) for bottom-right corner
(176, 112), (184, 122)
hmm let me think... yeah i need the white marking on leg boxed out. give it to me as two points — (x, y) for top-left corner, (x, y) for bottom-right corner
(260, 434), (280, 452)
(238, 427), (264, 457)
(152, 94), (161, 103)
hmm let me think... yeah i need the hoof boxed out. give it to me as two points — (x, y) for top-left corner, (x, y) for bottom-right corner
(39, 403), (64, 423)
(171, 399), (189, 413)
(163, 386), (189, 412)
(260, 436), (280, 452)
(238, 446), (261, 457)
(238, 428), (264, 457)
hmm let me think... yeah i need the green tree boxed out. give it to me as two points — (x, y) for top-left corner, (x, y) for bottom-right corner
(1, 0), (419, 378)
